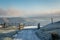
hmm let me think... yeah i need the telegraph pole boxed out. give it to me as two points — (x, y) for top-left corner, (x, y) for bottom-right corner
(51, 17), (53, 24)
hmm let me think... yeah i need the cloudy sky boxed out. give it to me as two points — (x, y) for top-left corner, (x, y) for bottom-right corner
(0, 0), (60, 17)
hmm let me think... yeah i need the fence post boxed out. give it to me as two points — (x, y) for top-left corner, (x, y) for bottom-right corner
(18, 23), (24, 30)
(51, 18), (53, 24)
(38, 23), (40, 29)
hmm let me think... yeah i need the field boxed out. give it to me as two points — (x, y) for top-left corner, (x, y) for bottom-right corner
(0, 26), (18, 40)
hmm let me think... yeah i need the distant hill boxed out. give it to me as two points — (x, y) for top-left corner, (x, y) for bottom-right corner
(0, 17), (37, 26)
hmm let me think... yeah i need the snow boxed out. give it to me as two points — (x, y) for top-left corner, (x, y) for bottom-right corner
(24, 26), (43, 29)
(13, 29), (41, 40)
(36, 29), (52, 40)
(12, 25), (53, 40)
(24, 26), (37, 29)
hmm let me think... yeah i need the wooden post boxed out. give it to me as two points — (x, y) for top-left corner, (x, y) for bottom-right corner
(51, 18), (53, 24)
(3, 22), (6, 28)
(18, 23), (24, 30)
(38, 23), (40, 29)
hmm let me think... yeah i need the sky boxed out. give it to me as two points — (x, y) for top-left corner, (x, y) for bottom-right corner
(0, 0), (60, 17)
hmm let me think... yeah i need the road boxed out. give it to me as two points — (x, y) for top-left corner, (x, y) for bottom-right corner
(13, 29), (41, 40)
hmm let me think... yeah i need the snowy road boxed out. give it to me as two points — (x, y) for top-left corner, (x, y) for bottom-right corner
(13, 29), (41, 40)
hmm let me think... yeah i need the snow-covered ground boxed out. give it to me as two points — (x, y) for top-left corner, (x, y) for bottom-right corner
(24, 26), (43, 29)
(13, 26), (42, 40)
(13, 29), (41, 40)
